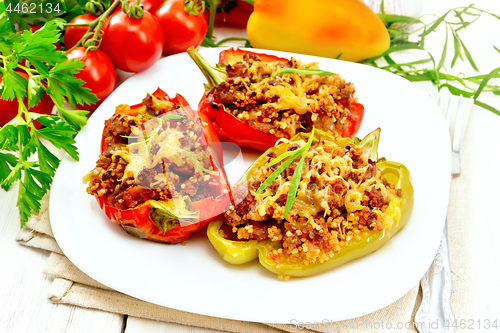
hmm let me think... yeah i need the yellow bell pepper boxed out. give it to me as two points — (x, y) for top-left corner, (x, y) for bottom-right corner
(247, 0), (390, 62)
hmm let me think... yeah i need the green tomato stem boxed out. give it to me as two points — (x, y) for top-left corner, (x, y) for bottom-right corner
(205, 0), (219, 40)
(67, 0), (121, 52)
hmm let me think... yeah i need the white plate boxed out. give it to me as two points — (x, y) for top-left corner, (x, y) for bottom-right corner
(50, 48), (451, 324)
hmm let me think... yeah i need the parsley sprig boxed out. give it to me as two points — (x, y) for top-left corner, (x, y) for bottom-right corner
(256, 128), (315, 218)
(0, 20), (98, 227)
(362, 4), (500, 115)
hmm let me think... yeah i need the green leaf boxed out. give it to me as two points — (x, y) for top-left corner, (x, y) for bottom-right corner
(437, 26), (449, 70)
(0, 152), (19, 190)
(420, 10), (450, 38)
(451, 29), (463, 68)
(27, 75), (45, 109)
(1, 161), (23, 190)
(473, 100), (500, 116)
(37, 121), (79, 160)
(256, 152), (300, 195)
(0, 11), (14, 38)
(458, 36), (479, 71)
(0, 70), (28, 101)
(32, 135), (60, 176)
(283, 150), (306, 218)
(283, 129), (315, 218)
(265, 146), (306, 168)
(473, 67), (500, 100)
(15, 21), (65, 67)
(47, 60), (98, 107)
(200, 36), (217, 47)
(17, 180), (42, 227)
(271, 68), (336, 79)
(378, 13), (419, 25)
(438, 83), (475, 98)
(17, 162), (52, 227)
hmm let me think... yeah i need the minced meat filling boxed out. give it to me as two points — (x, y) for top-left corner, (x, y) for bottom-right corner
(84, 94), (217, 210)
(212, 53), (357, 139)
(222, 138), (401, 266)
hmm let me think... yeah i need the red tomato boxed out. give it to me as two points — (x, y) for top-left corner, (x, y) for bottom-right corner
(100, 10), (164, 73)
(225, 0), (252, 27)
(126, 0), (164, 12)
(155, 0), (207, 55)
(0, 72), (54, 128)
(66, 47), (117, 111)
(64, 14), (99, 50)
(203, 0), (252, 28)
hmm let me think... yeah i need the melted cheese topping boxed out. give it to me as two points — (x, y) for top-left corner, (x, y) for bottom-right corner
(121, 122), (215, 182)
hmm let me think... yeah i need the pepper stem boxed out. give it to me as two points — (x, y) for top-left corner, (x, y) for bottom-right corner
(357, 128), (381, 161)
(187, 47), (227, 91)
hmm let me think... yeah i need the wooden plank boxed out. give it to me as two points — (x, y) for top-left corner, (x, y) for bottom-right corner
(0, 185), (124, 333)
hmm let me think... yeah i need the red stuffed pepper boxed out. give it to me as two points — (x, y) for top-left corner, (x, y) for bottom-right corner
(84, 88), (230, 243)
(187, 47), (364, 151)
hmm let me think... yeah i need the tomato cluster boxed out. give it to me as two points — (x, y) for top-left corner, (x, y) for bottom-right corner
(62, 0), (207, 111)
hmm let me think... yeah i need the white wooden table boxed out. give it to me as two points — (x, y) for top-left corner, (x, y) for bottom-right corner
(1, 0), (500, 331)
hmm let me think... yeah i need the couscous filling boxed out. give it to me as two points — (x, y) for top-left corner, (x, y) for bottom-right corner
(84, 93), (218, 210)
(211, 53), (359, 139)
(222, 137), (402, 265)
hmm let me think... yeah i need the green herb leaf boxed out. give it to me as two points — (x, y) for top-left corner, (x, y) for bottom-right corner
(367, 5), (500, 117)
(1, 161), (23, 191)
(0, 152), (19, 191)
(48, 60), (98, 107)
(271, 68), (335, 79)
(256, 129), (316, 218)
(256, 152), (299, 195)
(37, 120), (80, 160)
(265, 146), (306, 168)
(0, 70), (27, 101)
(473, 66), (500, 100)
(473, 100), (500, 116)
(437, 26), (449, 70)
(282, 129), (315, 218)
(420, 11), (450, 38)
(283, 149), (306, 218)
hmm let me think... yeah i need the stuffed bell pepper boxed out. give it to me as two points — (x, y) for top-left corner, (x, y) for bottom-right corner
(207, 128), (413, 278)
(84, 88), (230, 244)
(187, 47), (365, 151)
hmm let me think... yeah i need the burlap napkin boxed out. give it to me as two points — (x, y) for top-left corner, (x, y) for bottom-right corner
(15, 97), (475, 333)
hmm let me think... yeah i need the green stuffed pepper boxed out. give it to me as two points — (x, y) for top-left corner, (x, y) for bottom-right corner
(207, 128), (414, 278)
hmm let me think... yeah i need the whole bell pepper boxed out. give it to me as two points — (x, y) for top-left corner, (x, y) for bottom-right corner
(187, 47), (365, 151)
(207, 128), (414, 277)
(247, 0), (390, 63)
(87, 88), (230, 244)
